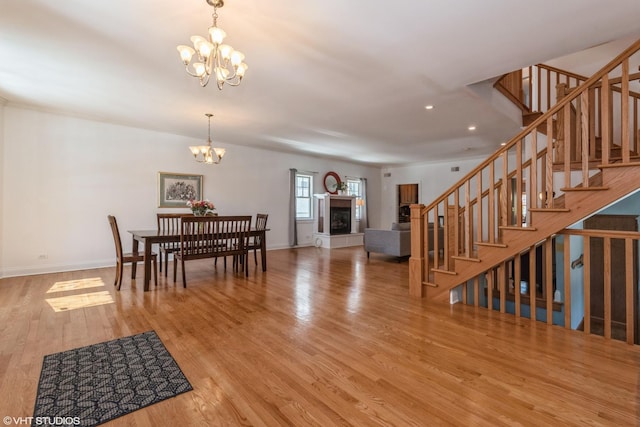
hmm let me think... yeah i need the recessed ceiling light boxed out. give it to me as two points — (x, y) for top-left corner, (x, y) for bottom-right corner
(468, 125), (476, 131)
(500, 142), (507, 146)
(425, 105), (434, 110)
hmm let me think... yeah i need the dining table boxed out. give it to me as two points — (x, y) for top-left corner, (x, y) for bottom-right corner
(129, 228), (269, 291)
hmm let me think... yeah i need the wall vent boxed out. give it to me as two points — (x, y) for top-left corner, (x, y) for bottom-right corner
(383, 172), (391, 177)
(451, 166), (460, 172)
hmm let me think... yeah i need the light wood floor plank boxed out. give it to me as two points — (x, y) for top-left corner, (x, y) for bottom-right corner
(0, 247), (639, 426)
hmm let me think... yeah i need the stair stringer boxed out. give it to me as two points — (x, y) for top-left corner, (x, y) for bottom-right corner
(427, 165), (640, 299)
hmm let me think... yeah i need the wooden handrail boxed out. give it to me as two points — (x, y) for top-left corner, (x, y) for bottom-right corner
(592, 71), (640, 100)
(412, 37), (640, 306)
(458, 227), (640, 344)
(422, 37), (640, 217)
(559, 228), (640, 239)
(495, 63), (589, 114)
(537, 64), (588, 82)
(496, 64), (640, 119)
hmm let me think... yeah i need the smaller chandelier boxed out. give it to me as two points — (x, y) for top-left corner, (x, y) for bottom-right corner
(190, 114), (226, 164)
(177, 0), (248, 89)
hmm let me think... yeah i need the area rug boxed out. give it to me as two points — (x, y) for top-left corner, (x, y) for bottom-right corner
(33, 331), (192, 426)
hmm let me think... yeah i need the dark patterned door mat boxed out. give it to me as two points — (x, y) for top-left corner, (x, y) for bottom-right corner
(33, 330), (192, 426)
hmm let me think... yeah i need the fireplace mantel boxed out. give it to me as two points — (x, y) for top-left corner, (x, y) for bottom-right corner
(312, 193), (363, 248)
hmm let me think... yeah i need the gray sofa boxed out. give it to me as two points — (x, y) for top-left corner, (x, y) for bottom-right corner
(364, 222), (444, 259)
(364, 222), (411, 258)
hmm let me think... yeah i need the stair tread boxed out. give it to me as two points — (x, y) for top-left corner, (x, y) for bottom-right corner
(529, 208), (570, 212)
(598, 162), (640, 169)
(499, 226), (538, 231)
(522, 111), (542, 117)
(552, 156), (640, 171)
(422, 281), (439, 288)
(432, 268), (457, 276)
(476, 242), (508, 248)
(452, 255), (481, 263)
(522, 111), (543, 127)
(560, 186), (608, 192)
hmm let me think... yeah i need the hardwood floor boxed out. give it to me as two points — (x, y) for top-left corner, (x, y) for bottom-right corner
(1, 246), (639, 426)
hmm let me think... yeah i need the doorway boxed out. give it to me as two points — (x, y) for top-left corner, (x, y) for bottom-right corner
(398, 184), (418, 223)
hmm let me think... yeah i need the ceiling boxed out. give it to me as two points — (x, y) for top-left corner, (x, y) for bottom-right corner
(2, 1), (640, 166)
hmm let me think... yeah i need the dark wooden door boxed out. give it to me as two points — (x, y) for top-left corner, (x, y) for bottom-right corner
(584, 214), (638, 343)
(397, 184), (418, 223)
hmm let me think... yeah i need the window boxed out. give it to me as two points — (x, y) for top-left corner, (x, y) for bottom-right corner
(346, 179), (362, 219)
(295, 173), (313, 219)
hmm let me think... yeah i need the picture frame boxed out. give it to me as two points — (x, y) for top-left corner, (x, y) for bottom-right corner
(158, 172), (202, 208)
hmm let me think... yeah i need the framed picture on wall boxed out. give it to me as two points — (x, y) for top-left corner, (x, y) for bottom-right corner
(158, 172), (202, 208)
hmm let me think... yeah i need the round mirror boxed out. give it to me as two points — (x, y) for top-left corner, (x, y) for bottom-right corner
(323, 171), (341, 194)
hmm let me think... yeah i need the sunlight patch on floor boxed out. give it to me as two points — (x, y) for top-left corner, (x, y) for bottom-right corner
(46, 291), (114, 312)
(47, 277), (106, 293)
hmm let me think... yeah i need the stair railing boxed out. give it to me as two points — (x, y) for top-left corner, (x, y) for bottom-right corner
(495, 64), (587, 115)
(498, 63), (640, 163)
(455, 228), (640, 345)
(409, 38), (640, 298)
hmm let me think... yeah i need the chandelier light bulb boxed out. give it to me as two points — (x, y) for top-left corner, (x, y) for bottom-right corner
(194, 63), (206, 77)
(215, 67), (229, 80)
(177, 45), (195, 64)
(230, 51), (244, 67)
(190, 35), (205, 46)
(219, 44), (233, 60)
(199, 42), (213, 59)
(209, 27), (226, 45)
(236, 63), (247, 77)
(177, 0), (247, 89)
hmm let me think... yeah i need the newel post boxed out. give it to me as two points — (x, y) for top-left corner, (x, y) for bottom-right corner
(409, 204), (425, 297)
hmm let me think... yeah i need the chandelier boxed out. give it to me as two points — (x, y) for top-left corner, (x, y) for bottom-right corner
(177, 0), (248, 89)
(189, 114), (226, 164)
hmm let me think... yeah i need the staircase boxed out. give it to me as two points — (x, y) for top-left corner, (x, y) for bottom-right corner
(409, 38), (640, 337)
(495, 64), (640, 167)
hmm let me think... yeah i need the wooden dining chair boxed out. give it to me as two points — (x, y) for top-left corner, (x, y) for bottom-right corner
(157, 213), (184, 276)
(247, 213), (268, 265)
(108, 215), (158, 290)
(174, 216), (251, 287)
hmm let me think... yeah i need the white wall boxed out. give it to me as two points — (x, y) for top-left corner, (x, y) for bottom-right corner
(0, 106), (381, 277)
(0, 100), (5, 276)
(380, 157), (486, 228)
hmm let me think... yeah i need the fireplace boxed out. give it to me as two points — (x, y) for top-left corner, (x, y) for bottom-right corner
(313, 193), (363, 248)
(317, 196), (353, 235)
(330, 207), (351, 235)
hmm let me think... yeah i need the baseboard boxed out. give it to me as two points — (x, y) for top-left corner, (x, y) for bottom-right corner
(0, 259), (114, 279)
(1, 246), (297, 279)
